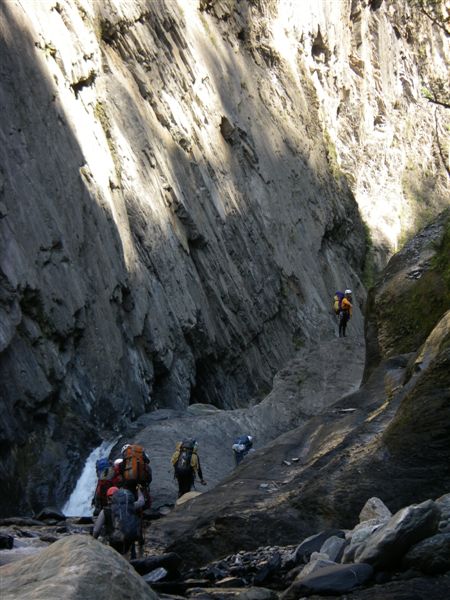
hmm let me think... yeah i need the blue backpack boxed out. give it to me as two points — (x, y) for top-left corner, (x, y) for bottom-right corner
(96, 457), (110, 478)
(235, 435), (252, 451)
(333, 291), (344, 314)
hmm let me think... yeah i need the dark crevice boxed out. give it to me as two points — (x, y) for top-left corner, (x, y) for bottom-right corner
(70, 71), (96, 98)
(369, 0), (383, 11)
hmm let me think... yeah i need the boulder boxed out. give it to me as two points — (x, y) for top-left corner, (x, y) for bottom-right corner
(298, 552), (336, 578)
(0, 534), (158, 600)
(343, 519), (386, 563)
(281, 563), (374, 599)
(252, 552), (281, 585)
(354, 500), (440, 570)
(402, 533), (450, 575)
(36, 507), (66, 522)
(319, 535), (347, 562)
(293, 530), (346, 564)
(359, 498), (392, 523)
(435, 493), (450, 528)
(131, 552), (182, 575)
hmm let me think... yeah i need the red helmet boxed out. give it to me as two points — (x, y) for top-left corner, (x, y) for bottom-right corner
(106, 486), (119, 498)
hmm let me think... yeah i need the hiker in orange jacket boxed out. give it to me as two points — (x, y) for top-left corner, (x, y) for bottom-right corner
(339, 289), (353, 337)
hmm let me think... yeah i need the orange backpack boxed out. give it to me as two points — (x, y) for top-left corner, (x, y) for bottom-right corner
(121, 445), (151, 484)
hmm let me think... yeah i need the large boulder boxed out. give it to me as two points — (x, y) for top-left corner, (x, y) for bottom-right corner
(358, 497), (392, 523)
(402, 533), (450, 575)
(280, 563), (373, 599)
(354, 500), (440, 569)
(293, 530), (346, 565)
(0, 534), (158, 600)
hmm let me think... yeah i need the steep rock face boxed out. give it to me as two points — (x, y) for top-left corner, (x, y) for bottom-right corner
(364, 209), (450, 379)
(202, 0), (450, 266)
(0, 0), (367, 515)
(280, 0), (450, 266)
(0, 0), (447, 515)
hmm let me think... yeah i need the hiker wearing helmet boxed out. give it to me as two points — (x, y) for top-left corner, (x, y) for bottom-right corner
(171, 439), (207, 498)
(232, 435), (254, 465)
(93, 484), (145, 559)
(339, 289), (353, 337)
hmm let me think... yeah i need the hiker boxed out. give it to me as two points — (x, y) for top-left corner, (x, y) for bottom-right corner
(232, 435), (254, 466)
(93, 485), (145, 559)
(171, 439), (207, 498)
(118, 444), (152, 556)
(338, 289), (353, 337)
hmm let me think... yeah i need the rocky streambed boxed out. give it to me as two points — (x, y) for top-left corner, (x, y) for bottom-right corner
(2, 491), (450, 600)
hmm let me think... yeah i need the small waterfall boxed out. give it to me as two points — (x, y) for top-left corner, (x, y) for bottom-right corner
(62, 439), (117, 517)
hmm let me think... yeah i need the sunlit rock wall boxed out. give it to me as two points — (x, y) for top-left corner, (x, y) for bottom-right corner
(0, 0), (447, 513)
(248, 0), (449, 267)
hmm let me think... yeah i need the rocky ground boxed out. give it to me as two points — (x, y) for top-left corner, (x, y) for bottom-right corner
(2, 492), (450, 599)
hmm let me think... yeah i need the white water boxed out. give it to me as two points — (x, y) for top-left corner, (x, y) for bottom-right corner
(62, 439), (117, 517)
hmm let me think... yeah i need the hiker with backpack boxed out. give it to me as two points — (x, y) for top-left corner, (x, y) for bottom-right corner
(171, 439), (207, 498)
(338, 289), (353, 337)
(232, 435), (254, 466)
(93, 485), (145, 559)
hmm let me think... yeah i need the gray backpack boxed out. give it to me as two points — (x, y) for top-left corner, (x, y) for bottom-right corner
(109, 489), (139, 544)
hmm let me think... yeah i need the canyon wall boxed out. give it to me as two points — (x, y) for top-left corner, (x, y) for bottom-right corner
(0, 0), (448, 514)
